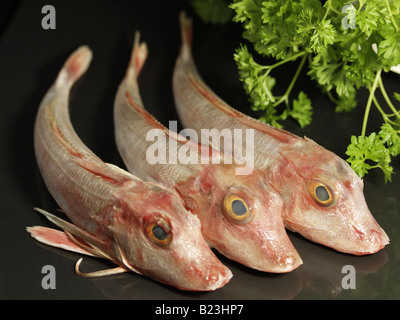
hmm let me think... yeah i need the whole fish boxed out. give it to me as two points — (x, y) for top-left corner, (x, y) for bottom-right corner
(28, 45), (232, 291)
(172, 12), (389, 255)
(114, 33), (302, 272)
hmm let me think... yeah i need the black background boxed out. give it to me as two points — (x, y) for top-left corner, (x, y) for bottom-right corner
(0, 0), (399, 301)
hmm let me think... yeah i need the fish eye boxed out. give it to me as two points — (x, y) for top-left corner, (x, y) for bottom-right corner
(308, 180), (334, 206)
(223, 194), (252, 223)
(145, 221), (172, 246)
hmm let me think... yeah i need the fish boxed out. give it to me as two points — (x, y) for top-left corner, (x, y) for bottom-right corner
(113, 32), (302, 273)
(172, 12), (389, 256)
(27, 44), (233, 291)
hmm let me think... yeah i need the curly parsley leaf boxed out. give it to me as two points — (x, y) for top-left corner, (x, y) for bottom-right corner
(394, 92), (400, 103)
(234, 44), (276, 110)
(378, 32), (400, 69)
(290, 91), (313, 128)
(379, 123), (400, 157)
(346, 133), (393, 182)
(334, 91), (357, 113)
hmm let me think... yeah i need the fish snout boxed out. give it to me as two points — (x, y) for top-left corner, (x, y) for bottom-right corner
(183, 258), (232, 291)
(276, 253), (303, 273)
(251, 185), (302, 272)
(257, 241), (303, 273)
(351, 225), (390, 255)
(236, 225), (303, 273)
(204, 263), (233, 291)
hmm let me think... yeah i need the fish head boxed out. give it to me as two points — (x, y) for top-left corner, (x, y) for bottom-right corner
(109, 183), (232, 291)
(278, 138), (389, 255)
(180, 164), (302, 272)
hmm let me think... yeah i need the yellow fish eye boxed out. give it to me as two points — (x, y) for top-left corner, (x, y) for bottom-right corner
(145, 221), (172, 247)
(308, 180), (334, 206)
(223, 194), (252, 223)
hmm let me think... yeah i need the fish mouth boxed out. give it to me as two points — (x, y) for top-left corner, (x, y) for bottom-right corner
(248, 248), (303, 273)
(346, 226), (390, 255)
(203, 265), (233, 291)
(181, 261), (233, 291)
(251, 222), (303, 273)
(272, 255), (303, 273)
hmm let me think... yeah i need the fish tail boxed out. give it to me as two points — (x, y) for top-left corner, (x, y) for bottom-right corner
(179, 11), (192, 60)
(55, 45), (93, 89)
(126, 31), (148, 80)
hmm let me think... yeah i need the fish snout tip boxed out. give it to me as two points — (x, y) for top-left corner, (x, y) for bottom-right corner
(282, 254), (303, 272)
(185, 261), (232, 291)
(268, 253), (303, 273)
(350, 225), (390, 255)
(205, 266), (233, 291)
(364, 228), (390, 254)
(250, 243), (303, 273)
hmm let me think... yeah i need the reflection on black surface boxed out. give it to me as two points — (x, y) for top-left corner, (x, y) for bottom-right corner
(32, 229), (387, 300)
(290, 232), (387, 298)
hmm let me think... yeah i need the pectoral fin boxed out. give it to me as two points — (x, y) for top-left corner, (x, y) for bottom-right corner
(27, 226), (130, 277)
(29, 208), (135, 278)
(74, 258), (128, 277)
(32, 207), (114, 261)
(27, 226), (95, 256)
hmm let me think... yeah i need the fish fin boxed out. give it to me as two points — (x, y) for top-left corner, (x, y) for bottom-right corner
(125, 91), (165, 131)
(113, 243), (143, 276)
(74, 156), (131, 187)
(126, 31), (148, 80)
(187, 70), (298, 144)
(56, 45), (93, 89)
(26, 226), (95, 257)
(105, 162), (138, 180)
(179, 11), (192, 59)
(74, 258), (129, 278)
(50, 108), (132, 187)
(125, 90), (226, 165)
(33, 208), (114, 260)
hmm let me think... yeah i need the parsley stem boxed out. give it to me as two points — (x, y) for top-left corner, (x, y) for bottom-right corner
(267, 50), (308, 71)
(378, 76), (400, 119)
(272, 53), (308, 108)
(385, 0), (399, 32)
(323, 0), (340, 20)
(260, 73), (276, 103)
(326, 90), (339, 104)
(361, 69), (382, 137)
(372, 95), (397, 125)
(372, 95), (386, 118)
(323, 5), (331, 21)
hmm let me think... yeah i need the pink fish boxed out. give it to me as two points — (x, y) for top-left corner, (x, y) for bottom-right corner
(113, 33), (302, 272)
(172, 12), (389, 255)
(27, 45), (232, 291)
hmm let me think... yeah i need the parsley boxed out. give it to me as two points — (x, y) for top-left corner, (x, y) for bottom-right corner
(346, 133), (393, 182)
(191, 0), (233, 24)
(193, 0), (400, 182)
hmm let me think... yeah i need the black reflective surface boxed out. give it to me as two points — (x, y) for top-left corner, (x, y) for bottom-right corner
(0, 0), (399, 300)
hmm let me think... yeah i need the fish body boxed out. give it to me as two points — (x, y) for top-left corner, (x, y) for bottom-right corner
(29, 45), (232, 291)
(172, 13), (389, 255)
(114, 33), (302, 272)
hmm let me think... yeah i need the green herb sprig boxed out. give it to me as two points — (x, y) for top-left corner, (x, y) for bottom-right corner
(192, 0), (400, 182)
